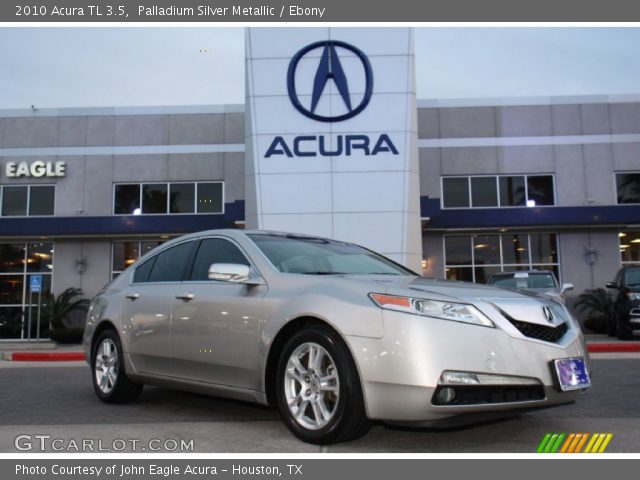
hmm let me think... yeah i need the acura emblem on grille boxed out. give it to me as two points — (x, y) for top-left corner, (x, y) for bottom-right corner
(543, 306), (555, 324)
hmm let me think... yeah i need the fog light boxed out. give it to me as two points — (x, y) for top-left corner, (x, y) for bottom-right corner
(439, 370), (540, 386)
(436, 387), (456, 404)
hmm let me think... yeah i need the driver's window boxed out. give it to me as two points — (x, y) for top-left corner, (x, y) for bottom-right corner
(190, 238), (250, 281)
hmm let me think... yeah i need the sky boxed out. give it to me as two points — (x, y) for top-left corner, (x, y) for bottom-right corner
(1, 27), (640, 109)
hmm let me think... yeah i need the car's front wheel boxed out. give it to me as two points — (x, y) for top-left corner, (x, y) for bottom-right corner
(276, 327), (370, 444)
(92, 329), (143, 403)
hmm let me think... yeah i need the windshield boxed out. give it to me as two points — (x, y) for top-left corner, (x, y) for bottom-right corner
(624, 268), (640, 287)
(248, 234), (416, 276)
(490, 273), (557, 289)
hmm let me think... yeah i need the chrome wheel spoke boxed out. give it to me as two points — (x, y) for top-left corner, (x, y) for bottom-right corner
(291, 355), (307, 377)
(319, 374), (338, 392)
(311, 401), (325, 425)
(296, 400), (309, 420)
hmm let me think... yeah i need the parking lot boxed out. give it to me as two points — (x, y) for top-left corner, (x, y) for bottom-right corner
(1, 353), (639, 453)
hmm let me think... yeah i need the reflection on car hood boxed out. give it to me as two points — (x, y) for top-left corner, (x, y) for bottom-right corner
(339, 275), (567, 326)
(340, 275), (539, 301)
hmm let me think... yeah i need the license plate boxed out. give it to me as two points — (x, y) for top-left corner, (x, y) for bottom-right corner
(553, 357), (591, 391)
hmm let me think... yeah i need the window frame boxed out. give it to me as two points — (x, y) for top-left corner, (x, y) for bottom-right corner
(0, 241), (54, 340)
(440, 174), (556, 210)
(0, 184), (56, 217)
(443, 232), (561, 284)
(112, 181), (225, 216)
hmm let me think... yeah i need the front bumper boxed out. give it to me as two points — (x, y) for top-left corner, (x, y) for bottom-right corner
(346, 310), (589, 423)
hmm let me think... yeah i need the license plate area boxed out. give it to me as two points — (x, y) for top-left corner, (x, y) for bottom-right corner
(553, 357), (591, 391)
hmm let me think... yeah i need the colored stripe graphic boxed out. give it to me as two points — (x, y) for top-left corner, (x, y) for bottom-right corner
(537, 433), (613, 453)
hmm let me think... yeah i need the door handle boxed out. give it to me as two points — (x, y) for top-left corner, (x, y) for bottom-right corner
(125, 292), (140, 300)
(176, 293), (195, 301)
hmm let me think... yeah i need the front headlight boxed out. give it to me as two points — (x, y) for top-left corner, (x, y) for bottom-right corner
(369, 293), (494, 328)
(626, 292), (640, 301)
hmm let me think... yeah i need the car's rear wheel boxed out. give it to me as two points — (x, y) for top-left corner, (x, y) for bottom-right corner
(276, 327), (370, 444)
(92, 329), (143, 403)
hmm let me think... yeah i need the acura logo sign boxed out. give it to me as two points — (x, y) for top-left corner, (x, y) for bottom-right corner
(543, 306), (555, 324)
(287, 40), (374, 122)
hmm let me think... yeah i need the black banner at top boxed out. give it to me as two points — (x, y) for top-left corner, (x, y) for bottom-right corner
(3, 0), (640, 22)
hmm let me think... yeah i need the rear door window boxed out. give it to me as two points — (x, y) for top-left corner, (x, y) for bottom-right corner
(147, 241), (196, 282)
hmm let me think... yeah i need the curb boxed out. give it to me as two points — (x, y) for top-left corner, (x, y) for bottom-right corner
(6, 352), (86, 362)
(2, 343), (640, 361)
(587, 343), (640, 353)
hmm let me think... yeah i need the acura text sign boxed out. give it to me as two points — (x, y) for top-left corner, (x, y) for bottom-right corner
(245, 28), (421, 271)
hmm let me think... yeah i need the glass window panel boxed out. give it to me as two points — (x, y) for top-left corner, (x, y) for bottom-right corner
(475, 266), (502, 284)
(444, 236), (472, 265)
(169, 183), (195, 213)
(0, 244), (26, 273)
(190, 239), (250, 281)
(617, 173), (640, 204)
(28, 186), (55, 215)
(141, 241), (164, 256)
(0, 307), (23, 339)
(26, 243), (54, 273)
(532, 265), (560, 282)
(471, 177), (498, 207)
(499, 176), (526, 206)
(620, 231), (640, 264)
(23, 304), (51, 339)
(530, 233), (558, 264)
(473, 235), (500, 265)
(442, 177), (469, 208)
(112, 241), (140, 273)
(501, 234), (530, 265)
(132, 257), (155, 284)
(148, 242), (195, 282)
(2, 186), (28, 216)
(0, 275), (24, 305)
(527, 176), (555, 206)
(142, 184), (168, 214)
(114, 184), (140, 215)
(197, 183), (223, 213)
(445, 267), (473, 282)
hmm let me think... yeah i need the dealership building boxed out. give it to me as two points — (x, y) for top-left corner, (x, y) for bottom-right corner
(1, 27), (640, 340)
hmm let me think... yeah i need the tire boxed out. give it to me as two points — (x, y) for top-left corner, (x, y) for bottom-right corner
(617, 314), (633, 341)
(92, 329), (143, 403)
(276, 327), (371, 444)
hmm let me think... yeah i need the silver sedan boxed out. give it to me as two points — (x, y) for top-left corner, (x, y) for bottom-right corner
(83, 230), (591, 444)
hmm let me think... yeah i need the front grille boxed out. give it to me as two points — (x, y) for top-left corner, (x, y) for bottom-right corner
(509, 318), (568, 343)
(432, 385), (545, 406)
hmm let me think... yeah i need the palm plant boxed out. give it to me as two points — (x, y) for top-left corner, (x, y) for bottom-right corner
(573, 288), (612, 318)
(42, 287), (90, 331)
(573, 288), (613, 334)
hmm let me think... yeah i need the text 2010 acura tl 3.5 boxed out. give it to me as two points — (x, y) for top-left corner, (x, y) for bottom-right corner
(83, 230), (591, 444)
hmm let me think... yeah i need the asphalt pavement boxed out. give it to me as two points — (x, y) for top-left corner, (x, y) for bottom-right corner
(0, 354), (638, 453)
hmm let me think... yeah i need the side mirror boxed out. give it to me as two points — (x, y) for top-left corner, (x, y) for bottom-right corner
(208, 263), (251, 283)
(605, 282), (617, 289)
(561, 283), (574, 293)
